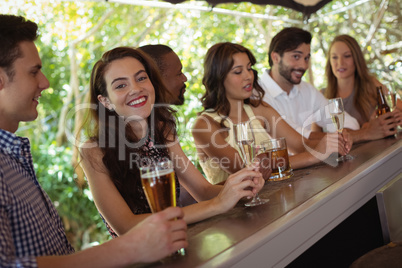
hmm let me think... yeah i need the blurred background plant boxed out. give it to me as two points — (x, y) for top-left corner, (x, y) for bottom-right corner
(2, 0), (400, 249)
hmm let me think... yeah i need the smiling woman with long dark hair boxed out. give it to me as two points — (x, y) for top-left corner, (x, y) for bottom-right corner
(79, 46), (264, 238)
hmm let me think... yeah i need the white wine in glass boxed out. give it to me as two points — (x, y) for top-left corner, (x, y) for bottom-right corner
(383, 82), (397, 112)
(234, 121), (268, 207)
(328, 98), (354, 162)
(385, 93), (397, 112)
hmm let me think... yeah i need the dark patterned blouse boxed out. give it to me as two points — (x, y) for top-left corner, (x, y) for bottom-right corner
(101, 135), (181, 238)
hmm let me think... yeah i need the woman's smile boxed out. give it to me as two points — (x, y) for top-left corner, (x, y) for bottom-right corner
(101, 57), (156, 121)
(127, 96), (148, 107)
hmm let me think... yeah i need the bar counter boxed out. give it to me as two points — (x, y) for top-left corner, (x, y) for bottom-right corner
(138, 135), (402, 268)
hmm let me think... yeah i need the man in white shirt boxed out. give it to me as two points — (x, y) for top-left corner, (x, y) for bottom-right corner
(260, 27), (360, 139)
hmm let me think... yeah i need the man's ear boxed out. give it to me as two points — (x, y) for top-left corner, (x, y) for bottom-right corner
(271, 52), (280, 65)
(97, 95), (114, 111)
(0, 68), (7, 90)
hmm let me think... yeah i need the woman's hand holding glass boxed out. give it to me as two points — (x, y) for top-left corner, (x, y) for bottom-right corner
(312, 132), (349, 160)
(340, 129), (353, 153)
(213, 164), (265, 212)
(328, 98), (354, 162)
(233, 121), (268, 206)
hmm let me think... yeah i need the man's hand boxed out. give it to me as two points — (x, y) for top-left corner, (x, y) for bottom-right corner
(125, 207), (188, 263)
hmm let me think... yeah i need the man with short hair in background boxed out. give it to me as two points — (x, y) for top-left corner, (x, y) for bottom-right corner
(260, 27), (359, 141)
(139, 44), (188, 105)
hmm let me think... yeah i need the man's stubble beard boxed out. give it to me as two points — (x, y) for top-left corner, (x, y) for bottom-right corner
(278, 59), (306, 85)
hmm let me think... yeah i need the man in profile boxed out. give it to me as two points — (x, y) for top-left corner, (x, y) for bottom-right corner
(0, 14), (187, 267)
(139, 44), (188, 105)
(140, 44), (196, 206)
(260, 27), (360, 140)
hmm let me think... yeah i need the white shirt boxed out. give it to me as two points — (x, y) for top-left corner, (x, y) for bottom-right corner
(260, 69), (360, 138)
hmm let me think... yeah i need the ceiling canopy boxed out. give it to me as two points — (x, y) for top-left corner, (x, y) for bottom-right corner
(164, 0), (332, 16)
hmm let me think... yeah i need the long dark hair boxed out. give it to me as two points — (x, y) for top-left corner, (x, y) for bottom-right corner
(201, 42), (265, 127)
(83, 47), (176, 213)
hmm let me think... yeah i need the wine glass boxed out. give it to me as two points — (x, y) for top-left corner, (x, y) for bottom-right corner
(233, 121), (268, 207)
(384, 82), (397, 112)
(328, 98), (354, 162)
(385, 93), (397, 112)
(384, 83), (402, 132)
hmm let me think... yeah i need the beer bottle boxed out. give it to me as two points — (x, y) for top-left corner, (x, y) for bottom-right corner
(376, 86), (391, 116)
(376, 86), (394, 136)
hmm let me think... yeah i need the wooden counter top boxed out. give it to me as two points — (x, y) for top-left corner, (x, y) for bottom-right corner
(137, 135), (402, 268)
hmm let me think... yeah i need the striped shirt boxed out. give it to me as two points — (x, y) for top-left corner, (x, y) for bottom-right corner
(0, 129), (74, 268)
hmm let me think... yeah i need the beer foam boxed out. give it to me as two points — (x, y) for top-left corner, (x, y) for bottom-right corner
(141, 168), (174, 179)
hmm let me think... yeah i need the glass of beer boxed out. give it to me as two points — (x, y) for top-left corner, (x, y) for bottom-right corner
(140, 160), (176, 213)
(261, 137), (294, 181)
(139, 160), (185, 256)
(251, 142), (272, 181)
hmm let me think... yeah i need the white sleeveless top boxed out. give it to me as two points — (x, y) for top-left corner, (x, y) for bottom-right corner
(198, 104), (272, 184)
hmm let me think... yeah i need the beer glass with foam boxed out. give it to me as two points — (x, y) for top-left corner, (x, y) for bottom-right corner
(140, 160), (176, 213)
(140, 160), (185, 256)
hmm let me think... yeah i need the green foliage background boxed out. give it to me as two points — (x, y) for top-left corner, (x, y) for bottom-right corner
(1, 0), (401, 249)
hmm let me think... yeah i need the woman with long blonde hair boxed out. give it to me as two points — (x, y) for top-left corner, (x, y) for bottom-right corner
(324, 35), (401, 141)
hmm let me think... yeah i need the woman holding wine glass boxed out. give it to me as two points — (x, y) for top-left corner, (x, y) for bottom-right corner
(79, 47), (264, 238)
(232, 121), (270, 206)
(323, 34), (402, 142)
(192, 42), (349, 185)
(328, 97), (354, 161)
